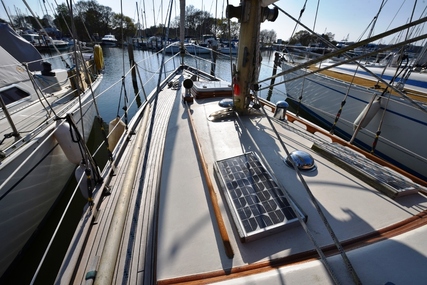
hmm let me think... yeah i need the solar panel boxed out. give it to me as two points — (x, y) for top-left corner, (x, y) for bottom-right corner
(214, 152), (306, 242)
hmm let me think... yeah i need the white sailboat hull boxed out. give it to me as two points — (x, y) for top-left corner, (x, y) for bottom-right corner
(101, 40), (117, 46)
(281, 61), (427, 180)
(0, 77), (101, 277)
(185, 43), (211, 54)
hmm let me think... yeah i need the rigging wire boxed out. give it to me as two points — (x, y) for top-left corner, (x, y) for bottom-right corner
(364, 0), (420, 151)
(258, 8), (427, 114)
(22, 0), (71, 68)
(61, 0), (104, 119)
(115, 0), (129, 127)
(285, 0), (308, 115)
(330, 0), (386, 133)
(246, 7), (360, 282)
(248, 73), (350, 285)
(226, 0), (234, 85)
(313, 0), (320, 32)
(88, 49), (176, 160)
(24, 64), (55, 116)
(329, 64), (359, 135)
(263, 4), (425, 83)
(274, 33), (427, 112)
(217, 0), (234, 71)
(235, 108), (344, 285)
(29, 171), (86, 285)
(66, 0), (90, 164)
(69, 0), (96, 46)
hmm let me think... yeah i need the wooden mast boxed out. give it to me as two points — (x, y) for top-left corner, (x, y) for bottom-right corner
(228, 0), (278, 114)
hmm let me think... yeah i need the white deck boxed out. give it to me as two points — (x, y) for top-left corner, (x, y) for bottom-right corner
(56, 71), (427, 284)
(156, 88), (427, 284)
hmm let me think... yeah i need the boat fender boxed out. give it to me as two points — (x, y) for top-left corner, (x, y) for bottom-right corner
(94, 44), (104, 71)
(75, 161), (95, 200)
(353, 100), (381, 130)
(108, 117), (126, 151)
(54, 120), (82, 165)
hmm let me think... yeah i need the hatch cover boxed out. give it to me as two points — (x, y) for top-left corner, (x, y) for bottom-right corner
(214, 152), (306, 242)
(191, 81), (232, 99)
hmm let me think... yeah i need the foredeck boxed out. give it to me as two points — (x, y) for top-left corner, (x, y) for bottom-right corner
(57, 70), (427, 285)
(157, 85), (427, 284)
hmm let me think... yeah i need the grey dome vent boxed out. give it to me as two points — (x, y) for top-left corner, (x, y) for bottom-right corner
(285, 150), (316, 171)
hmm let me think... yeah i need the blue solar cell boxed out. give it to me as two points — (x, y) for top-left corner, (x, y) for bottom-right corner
(214, 152), (306, 242)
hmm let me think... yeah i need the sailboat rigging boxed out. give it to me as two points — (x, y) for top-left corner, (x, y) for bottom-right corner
(5, 1), (425, 284)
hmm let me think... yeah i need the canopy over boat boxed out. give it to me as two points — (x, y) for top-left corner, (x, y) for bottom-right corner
(0, 23), (42, 71)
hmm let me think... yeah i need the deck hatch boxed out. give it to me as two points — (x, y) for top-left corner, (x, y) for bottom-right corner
(312, 142), (424, 198)
(214, 152), (306, 242)
(191, 81), (232, 99)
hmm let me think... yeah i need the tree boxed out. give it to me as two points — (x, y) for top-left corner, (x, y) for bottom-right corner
(324, 32), (335, 42)
(215, 18), (239, 40)
(8, 0), (285, 46)
(55, 4), (72, 37)
(72, 0), (114, 40)
(184, 5), (198, 37)
(111, 14), (136, 37)
(260, 29), (277, 44)
(182, 5), (215, 38)
(289, 30), (317, 46)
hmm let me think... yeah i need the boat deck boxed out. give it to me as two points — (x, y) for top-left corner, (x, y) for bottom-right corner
(57, 70), (427, 284)
(0, 72), (101, 159)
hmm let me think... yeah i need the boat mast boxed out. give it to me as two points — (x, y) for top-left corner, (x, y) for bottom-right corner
(152, 0), (156, 27)
(135, 2), (140, 38)
(180, 0), (185, 66)
(1, 0), (15, 29)
(227, 0), (278, 114)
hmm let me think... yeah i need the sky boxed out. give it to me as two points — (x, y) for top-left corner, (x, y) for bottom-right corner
(1, 0), (426, 44)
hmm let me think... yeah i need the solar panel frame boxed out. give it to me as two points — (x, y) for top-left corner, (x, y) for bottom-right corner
(214, 151), (307, 242)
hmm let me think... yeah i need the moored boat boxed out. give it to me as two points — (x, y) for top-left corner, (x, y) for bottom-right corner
(275, 0), (427, 182)
(280, 42), (427, 181)
(21, 33), (70, 52)
(101, 34), (118, 46)
(164, 41), (213, 55)
(219, 42), (238, 54)
(163, 41), (180, 54)
(0, 23), (104, 279)
(183, 42), (211, 54)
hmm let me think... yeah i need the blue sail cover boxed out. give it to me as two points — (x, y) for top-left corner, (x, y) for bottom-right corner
(0, 23), (42, 71)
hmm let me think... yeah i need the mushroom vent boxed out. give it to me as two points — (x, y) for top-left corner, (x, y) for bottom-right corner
(285, 150), (316, 171)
